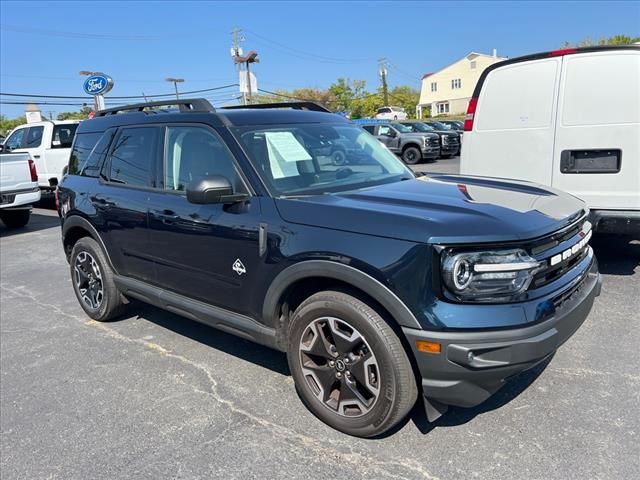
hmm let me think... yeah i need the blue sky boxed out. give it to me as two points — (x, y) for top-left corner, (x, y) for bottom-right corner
(1, 0), (638, 118)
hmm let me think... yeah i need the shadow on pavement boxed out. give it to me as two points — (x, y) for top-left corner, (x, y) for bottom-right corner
(130, 301), (290, 376)
(590, 233), (639, 276)
(0, 212), (60, 238)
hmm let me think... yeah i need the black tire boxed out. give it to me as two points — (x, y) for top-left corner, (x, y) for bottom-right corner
(0, 209), (30, 228)
(70, 237), (125, 321)
(393, 115), (398, 120)
(402, 146), (422, 165)
(287, 290), (417, 438)
(332, 149), (347, 166)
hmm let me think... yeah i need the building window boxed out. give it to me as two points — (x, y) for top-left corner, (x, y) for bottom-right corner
(470, 61), (477, 69)
(430, 82), (437, 92)
(437, 103), (450, 114)
(451, 79), (461, 89)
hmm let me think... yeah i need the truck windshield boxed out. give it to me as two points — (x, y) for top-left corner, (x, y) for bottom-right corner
(232, 123), (413, 196)
(407, 122), (435, 132)
(430, 122), (451, 130)
(390, 123), (412, 133)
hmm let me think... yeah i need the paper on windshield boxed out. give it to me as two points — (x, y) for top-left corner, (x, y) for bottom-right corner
(265, 132), (311, 179)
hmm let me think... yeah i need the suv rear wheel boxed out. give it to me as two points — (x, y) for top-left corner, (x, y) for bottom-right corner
(70, 237), (125, 321)
(287, 290), (417, 437)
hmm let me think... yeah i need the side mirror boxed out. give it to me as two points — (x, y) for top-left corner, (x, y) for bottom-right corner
(387, 130), (397, 138)
(186, 175), (236, 204)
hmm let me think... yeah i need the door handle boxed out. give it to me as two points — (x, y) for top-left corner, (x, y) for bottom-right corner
(151, 209), (180, 223)
(33, 154), (41, 159)
(90, 196), (116, 209)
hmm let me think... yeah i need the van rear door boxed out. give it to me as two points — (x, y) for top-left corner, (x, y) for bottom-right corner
(552, 49), (640, 210)
(461, 57), (562, 185)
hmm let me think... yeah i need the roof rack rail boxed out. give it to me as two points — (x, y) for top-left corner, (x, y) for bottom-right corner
(222, 101), (332, 113)
(95, 98), (214, 117)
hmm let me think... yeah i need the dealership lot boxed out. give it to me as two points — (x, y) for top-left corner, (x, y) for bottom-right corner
(1, 159), (639, 479)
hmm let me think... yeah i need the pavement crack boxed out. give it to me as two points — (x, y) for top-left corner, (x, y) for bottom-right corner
(1, 283), (440, 480)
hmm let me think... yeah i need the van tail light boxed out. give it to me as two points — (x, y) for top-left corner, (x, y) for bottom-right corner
(28, 158), (38, 182)
(463, 97), (478, 132)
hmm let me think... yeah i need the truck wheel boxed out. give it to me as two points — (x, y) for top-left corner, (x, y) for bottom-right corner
(332, 149), (347, 166)
(70, 237), (125, 322)
(402, 146), (422, 165)
(0, 209), (31, 228)
(287, 290), (417, 438)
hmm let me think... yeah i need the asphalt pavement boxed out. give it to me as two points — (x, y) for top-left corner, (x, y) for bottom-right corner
(1, 166), (639, 479)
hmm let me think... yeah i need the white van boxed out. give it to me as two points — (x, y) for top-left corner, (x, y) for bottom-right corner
(1, 120), (80, 191)
(461, 46), (639, 235)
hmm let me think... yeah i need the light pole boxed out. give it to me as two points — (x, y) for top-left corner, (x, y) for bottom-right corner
(165, 78), (184, 100)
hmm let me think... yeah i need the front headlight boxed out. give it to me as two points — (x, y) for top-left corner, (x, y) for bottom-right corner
(441, 248), (541, 303)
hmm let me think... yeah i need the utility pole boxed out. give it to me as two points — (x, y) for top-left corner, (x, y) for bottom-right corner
(231, 28), (259, 105)
(165, 78), (184, 100)
(378, 58), (389, 106)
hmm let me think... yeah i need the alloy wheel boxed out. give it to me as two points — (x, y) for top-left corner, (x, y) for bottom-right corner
(74, 251), (104, 310)
(299, 317), (380, 417)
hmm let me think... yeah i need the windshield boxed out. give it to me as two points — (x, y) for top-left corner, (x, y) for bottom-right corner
(390, 123), (412, 133)
(407, 122), (434, 132)
(232, 123), (413, 196)
(430, 121), (451, 130)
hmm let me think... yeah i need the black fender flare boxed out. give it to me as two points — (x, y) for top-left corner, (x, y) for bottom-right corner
(262, 260), (422, 330)
(61, 215), (117, 272)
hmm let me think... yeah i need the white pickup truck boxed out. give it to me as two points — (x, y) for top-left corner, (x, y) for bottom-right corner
(0, 120), (79, 191)
(0, 152), (41, 228)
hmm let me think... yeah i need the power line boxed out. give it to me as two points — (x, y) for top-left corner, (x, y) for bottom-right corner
(0, 84), (239, 100)
(1, 24), (197, 41)
(244, 28), (376, 65)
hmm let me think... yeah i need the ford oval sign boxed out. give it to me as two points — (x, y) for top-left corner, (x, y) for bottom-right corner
(83, 73), (114, 96)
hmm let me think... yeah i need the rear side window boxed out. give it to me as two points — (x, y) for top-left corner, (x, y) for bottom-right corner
(362, 125), (375, 134)
(52, 124), (78, 148)
(68, 132), (102, 175)
(562, 52), (640, 126)
(25, 126), (44, 148)
(108, 127), (159, 187)
(476, 59), (559, 131)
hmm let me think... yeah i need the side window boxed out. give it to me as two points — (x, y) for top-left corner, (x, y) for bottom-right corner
(68, 133), (102, 175)
(362, 125), (375, 134)
(108, 127), (159, 187)
(379, 126), (392, 136)
(52, 124), (78, 148)
(24, 126), (44, 148)
(163, 126), (243, 192)
(4, 128), (27, 150)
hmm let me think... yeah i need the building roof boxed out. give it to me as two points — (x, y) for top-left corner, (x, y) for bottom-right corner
(421, 51), (507, 80)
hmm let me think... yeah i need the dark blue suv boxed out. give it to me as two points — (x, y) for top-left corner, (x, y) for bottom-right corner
(58, 99), (601, 437)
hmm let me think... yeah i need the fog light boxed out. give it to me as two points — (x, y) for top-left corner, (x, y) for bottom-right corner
(416, 340), (441, 354)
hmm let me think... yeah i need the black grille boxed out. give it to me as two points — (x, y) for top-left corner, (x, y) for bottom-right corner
(427, 138), (439, 147)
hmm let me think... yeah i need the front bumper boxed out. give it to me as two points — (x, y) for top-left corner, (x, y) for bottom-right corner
(440, 144), (459, 155)
(589, 209), (640, 236)
(402, 257), (601, 421)
(421, 145), (440, 159)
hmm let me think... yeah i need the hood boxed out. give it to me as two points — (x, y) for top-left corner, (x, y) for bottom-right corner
(275, 174), (586, 244)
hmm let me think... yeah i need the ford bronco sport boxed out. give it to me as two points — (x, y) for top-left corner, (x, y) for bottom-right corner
(58, 99), (601, 437)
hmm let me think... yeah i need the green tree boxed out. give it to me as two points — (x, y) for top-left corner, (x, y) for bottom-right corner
(57, 106), (93, 121)
(388, 86), (420, 119)
(563, 34), (640, 47)
(0, 115), (27, 136)
(328, 78), (355, 111)
(350, 93), (381, 119)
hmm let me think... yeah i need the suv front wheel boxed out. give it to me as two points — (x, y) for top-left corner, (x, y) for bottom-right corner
(287, 290), (417, 437)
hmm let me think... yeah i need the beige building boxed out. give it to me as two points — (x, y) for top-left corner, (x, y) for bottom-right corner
(417, 51), (506, 118)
